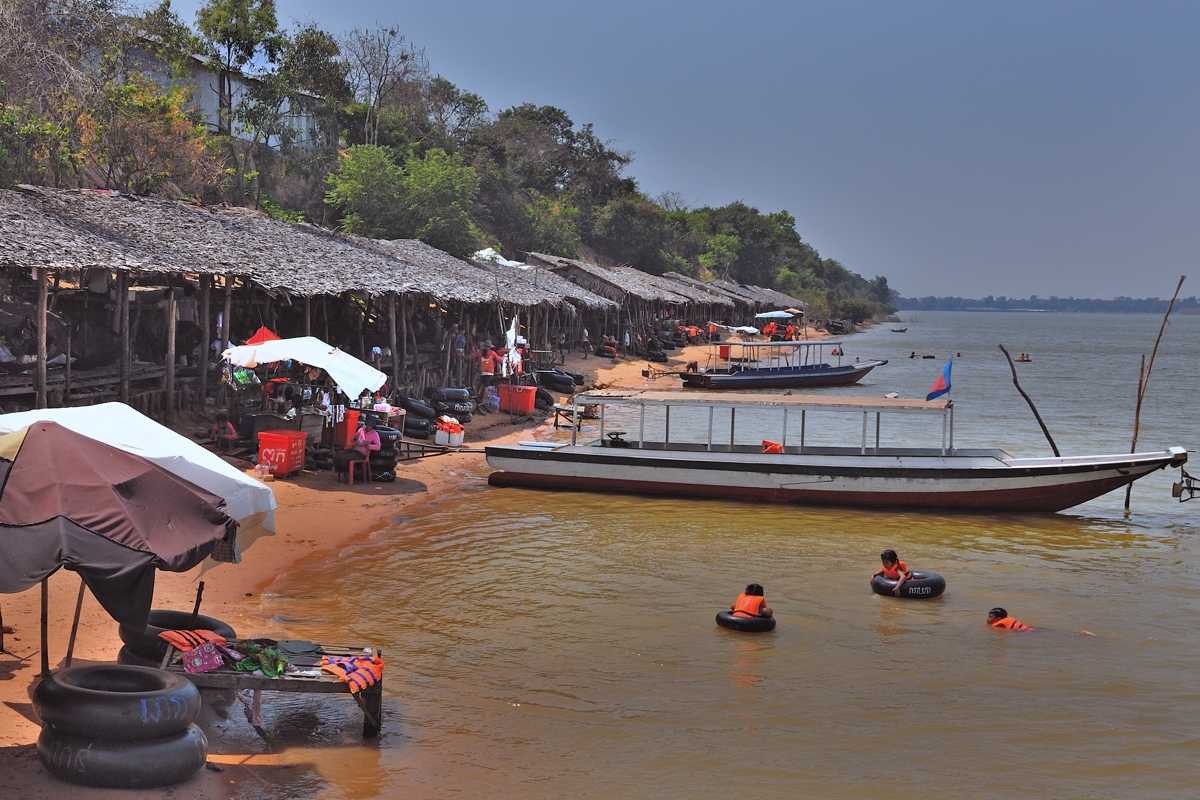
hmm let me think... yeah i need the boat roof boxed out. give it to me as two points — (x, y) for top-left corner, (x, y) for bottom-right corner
(575, 390), (951, 414)
(710, 339), (841, 347)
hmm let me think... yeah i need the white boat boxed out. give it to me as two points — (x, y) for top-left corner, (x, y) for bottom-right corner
(486, 391), (1187, 513)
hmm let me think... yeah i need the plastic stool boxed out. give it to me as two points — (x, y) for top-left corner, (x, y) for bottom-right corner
(338, 459), (372, 486)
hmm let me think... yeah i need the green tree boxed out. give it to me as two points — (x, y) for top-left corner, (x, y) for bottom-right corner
(520, 191), (580, 256)
(589, 195), (670, 273)
(195, 0), (281, 136)
(324, 144), (404, 238)
(697, 234), (740, 276)
(398, 148), (480, 257)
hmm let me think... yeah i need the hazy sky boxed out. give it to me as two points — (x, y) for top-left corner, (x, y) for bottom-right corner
(169, 1), (1200, 298)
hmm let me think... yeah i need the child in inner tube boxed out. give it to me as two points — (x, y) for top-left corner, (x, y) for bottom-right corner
(731, 584), (773, 618)
(871, 549), (911, 596)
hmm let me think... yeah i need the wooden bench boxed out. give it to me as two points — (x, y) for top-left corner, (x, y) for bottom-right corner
(161, 641), (383, 738)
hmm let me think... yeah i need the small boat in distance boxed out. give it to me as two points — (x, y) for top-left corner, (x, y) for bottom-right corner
(891, 327), (908, 333)
(679, 340), (886, 390)
(486, 391), (1188, 513)
(1016, 354), (1033, 362)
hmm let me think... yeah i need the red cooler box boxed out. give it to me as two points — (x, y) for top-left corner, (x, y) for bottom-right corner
(333, 410), (361, 449)
(496, 384), (536, 414)
(258, 430), (307, 477)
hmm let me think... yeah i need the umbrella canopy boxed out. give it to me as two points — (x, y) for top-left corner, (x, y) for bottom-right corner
(246, 326), (282, 345)
(223, 336), (387, 398)
(0, 422), (233, 627)
(0, 404), (276, 562)
(754, 310), (797, 319)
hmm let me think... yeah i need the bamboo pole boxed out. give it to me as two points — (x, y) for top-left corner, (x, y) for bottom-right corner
(64, 576), (86, 668)
(998, 344), (1059, 456)
(387, 293), (400, 394)
(199, 275), (211, 408)
(400, 293), (408, 392)
(63, 328), (71, 406)
(221, 277), (233, 351)
(35, 268), (47, 409)
(165, 288), (176, 424)
(118, 271), (130, 404)
(304, 296), (312, 337)
(40, 578), (49, 678)
(1125, 275), (1186, 510)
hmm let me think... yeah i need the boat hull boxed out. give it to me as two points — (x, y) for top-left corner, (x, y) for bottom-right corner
(680, 360), (885, 390)
(485, 446), (1178, 513)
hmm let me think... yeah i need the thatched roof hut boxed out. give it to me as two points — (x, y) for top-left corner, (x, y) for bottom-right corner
(526, 253), (692, 305)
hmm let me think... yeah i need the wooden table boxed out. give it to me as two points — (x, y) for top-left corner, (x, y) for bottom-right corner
(162, 641), (383, 738)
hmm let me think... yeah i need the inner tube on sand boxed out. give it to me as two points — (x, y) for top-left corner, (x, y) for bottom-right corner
(870, 571), (946, 599)
(117, 610), (237, 659)
(715, 610), (776, 633)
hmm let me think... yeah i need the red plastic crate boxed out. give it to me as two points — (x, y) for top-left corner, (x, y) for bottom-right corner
(258, 430), (308, 477)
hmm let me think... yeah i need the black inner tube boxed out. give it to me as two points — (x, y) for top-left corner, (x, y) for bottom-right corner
(715, 610), (776, 633)
(870, 571), (947, 599)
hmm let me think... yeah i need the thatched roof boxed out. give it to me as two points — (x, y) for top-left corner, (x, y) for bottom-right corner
(0, 186), (590, 308)
(527, 253), (693, 304)
(658, 272), (746, 307)
(471, 258), (616, 311)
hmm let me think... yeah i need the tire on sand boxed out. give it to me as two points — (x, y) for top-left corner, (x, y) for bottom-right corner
(37, 723), (208, 789)
(33, 665), (201, 740)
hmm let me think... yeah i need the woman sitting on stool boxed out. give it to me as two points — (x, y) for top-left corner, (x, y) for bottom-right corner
(334, 419), (380, 474)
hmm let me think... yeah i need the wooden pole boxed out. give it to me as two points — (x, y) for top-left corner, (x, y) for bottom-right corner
(221, 277), (233, 351)
(400, 293), (408, 393)
(199, 275), (211, 409)
(998, 344), (1059, 456)
(81, 276), (89, 360)
(304, 296), (312, 337)
(63, 328), (71, 406)
(387, 293), (400, 394)
(1125, 275), (1186, 510)
(64, 576), (86, 668)
(118, 271), (130, 404)
(35, 268), (47, 409)
(40, 577), (49, 678)
(165, 288), (177, 424)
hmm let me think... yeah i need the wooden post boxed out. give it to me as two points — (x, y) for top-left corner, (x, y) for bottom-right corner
(64, 577), (86, 668)
(221, 277), (233, 352)
(40, 577), (49, 678)
(63, 327), (71, 406)
(998, 344), (1059, 456)
(399, 293), (408, 392)
(118, 271), (130, 404)
(199, 275), (211, 409)
(165, 288), (176, 424)
(35, 268), (47, 409)
(81, 273), (89, 360)
(387, 293), (400, 394)
(304, 296), (312, 336)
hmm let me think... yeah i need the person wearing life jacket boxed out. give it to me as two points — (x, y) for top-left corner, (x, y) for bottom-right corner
(987, 607), (1035, 631)
(871, 549), (912, 596)
(731, 583), (773, 619)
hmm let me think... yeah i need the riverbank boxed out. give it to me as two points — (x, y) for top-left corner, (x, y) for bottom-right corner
(3, 331), (837, 796)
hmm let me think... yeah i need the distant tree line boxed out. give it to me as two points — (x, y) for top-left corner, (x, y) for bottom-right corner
(898, 295), (1200, 313)
(0, 0), (894, 320)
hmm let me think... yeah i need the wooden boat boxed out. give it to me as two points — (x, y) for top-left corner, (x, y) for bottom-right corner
(679, 340), (885, 390)
(891, 327), (908, 333)
(486, 391), (1188, 513)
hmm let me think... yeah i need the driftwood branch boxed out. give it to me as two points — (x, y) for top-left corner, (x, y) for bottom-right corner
(1125, 275), (1186, 510)
(998, 344), (1060, 457)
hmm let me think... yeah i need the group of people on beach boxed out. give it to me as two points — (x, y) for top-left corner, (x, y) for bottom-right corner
(729, 549), (1041, 632)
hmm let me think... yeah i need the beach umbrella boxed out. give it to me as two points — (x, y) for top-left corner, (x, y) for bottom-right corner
(245, 326), (282, 345)
(0, 422), (234, 671)
(223, 335), (387, 399)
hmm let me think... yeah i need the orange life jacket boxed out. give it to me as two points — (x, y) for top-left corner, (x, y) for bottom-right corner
(732, 593), (766, 618)
(762, 440), (783, 454)
(881, 560), (908, 580)
(322, 655), (384, 693)
(990, 617), (1034, 631)
(157, 629), (227, 651)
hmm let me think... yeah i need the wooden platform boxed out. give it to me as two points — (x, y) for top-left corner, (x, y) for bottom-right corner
(161, 640), (383, 738)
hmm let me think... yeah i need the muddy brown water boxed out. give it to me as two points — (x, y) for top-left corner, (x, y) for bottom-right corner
(226, 312), (1200, 798)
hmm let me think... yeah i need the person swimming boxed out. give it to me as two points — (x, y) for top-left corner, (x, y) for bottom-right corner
(730, 583), (773, 618)
(986, 607), (1034, 631)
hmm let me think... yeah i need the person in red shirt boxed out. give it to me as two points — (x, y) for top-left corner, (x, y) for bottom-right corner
(871, 549), (912, 596)
(730, 583), (773, 618)
(211, 413), (238, 452)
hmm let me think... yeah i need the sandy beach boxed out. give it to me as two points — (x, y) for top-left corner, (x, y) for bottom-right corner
(0, 334), (827, 797)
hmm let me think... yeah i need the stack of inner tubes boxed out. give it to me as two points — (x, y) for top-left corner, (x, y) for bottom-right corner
(646, 348), (669, 363)
(715, 610), (776, 633)
(403, 415), (433, 439)
(34, 665), (209, 787)
(400, 395), (437, 419)
(425, 387), (475, 421)
(536, 370), (577, 395)
(117, 609), (237, 665)
(596, 344), (618, 358)
(535, 387), (556, 409)
(870, 571), (947, 599)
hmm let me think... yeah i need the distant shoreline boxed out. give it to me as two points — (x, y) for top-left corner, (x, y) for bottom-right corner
(897, 295), (1198, 314)
(898, 307), (1200, 314)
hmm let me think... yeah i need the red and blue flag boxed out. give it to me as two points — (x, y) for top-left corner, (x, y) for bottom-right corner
(926, 360), (952, 400)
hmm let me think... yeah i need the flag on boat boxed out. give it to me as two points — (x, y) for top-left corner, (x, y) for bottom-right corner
(926, 360), (952, 400)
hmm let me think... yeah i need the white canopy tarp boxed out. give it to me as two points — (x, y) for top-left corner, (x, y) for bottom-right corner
(754, 310), (797, 319)
(223, 336), (387, 398)
(0, 403), (277, 566)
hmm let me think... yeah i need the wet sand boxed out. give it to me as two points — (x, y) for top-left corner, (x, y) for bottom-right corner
(0, 332), (791, 797)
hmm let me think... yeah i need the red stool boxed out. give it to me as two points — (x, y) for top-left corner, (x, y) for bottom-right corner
(338, 459), (372, 486)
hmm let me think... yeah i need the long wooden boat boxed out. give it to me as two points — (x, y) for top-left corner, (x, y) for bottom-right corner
(486, 391), (1187, 513)
(679, 340), (885, 389)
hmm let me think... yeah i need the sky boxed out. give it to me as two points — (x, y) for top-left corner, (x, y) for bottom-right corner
(167, 0), (1200, 299)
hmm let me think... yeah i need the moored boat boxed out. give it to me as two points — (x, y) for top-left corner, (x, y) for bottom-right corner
(486, 391), (1187, 513)
(679, 340), (886, 390)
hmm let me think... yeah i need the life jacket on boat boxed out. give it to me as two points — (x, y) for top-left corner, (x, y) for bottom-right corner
(322, 655), (384, 692)
(733, 593), (766, 618)
(990, 617), (1034, 631)
(157, 629), (227, 651)
(762, 440), (783, 454)
(880, 560), (908, 580)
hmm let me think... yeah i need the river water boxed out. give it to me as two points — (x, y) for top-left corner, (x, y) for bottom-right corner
(235, 311), (1199, 799)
